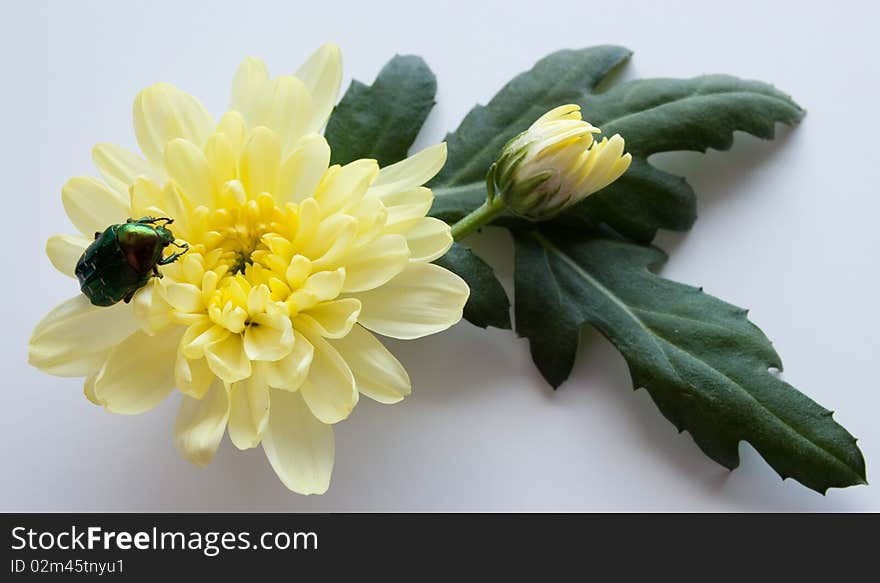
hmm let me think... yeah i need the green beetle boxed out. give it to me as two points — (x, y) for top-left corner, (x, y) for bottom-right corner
(75, 217), (189, 306)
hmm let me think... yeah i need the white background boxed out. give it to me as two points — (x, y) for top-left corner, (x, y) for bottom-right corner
(2, 0), (877, 511)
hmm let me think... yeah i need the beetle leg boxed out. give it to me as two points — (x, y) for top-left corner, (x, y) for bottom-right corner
(157, 253), (185, 266)
(152, 265), (163, 278)
(158, 240), (190, 266)
(123, 289), (136, 304)
(158, 250), (188, 265)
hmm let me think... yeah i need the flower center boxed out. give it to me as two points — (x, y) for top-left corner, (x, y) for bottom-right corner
(203, 191), (282, 275)
(159, 184), (349, 338)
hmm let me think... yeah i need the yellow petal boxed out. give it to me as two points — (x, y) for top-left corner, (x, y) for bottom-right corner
(262, 389), (334, 495)
(264, 75), (314, 154)
(164, 138), (214, 207)
(174, 380), (229, 467)
(346, 196), (388, 243)
(314, 159), (378, 217)
(403, 217), (453, 262)
(131, 279), (173, 335)
(377, 186), (434, 232)
(93, 327), (182, 414)
(161, 182), (193, 239)
(175, 354), (215, 399)
(355, 262), (469, 340)
(243, 312), (295, 361)
(92, 143), (160, 195)
(204, 133), (237, 196)
(302, 214), (357, 264)
(45, 234), (89, 278)
(29, 296), (140, 377)
(240, 126), (281, 197)
(579, 135), (628, 194)
(339, 234), (409, 293)
(276, 134), (331, 204)
(264, 330), (313, 390)
(303, 268), (345, 302)
(298, 298), (361, 339)
(228, 368), (270, 450)
(230, 57), (271, 129)
(181, 320), (227, 359)
(297, 324), (357, 424)
(291, 197), (320, 249)
(294, 43), (342, 133)
(535, 104), (583, 124)
(83, 371), (100, 405)
(216, 111), (248, 155)
(179, 253), (206, 285)
(211, 303), (248, 334)
(285, 255), (312, 289)
(205, 332), (251, 383)
(62, 176), (130, 236)
(368, 143), (447, 198)
(331, 325), (411, 404)
(610, 152), (633, 181)
(133, 82), (214, 167)
(130, 177), (167, 217)
(246, 284), (270, 314)
(162, 281), (204, 313)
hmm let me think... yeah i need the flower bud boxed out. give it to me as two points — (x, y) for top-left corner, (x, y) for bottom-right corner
(490, 104), (632, 220)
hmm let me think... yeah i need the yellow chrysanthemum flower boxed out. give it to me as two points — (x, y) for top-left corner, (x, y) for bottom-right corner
(29, 44), (469, 494)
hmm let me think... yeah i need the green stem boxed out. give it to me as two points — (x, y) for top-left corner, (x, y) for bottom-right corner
(450, 197), (506, 241)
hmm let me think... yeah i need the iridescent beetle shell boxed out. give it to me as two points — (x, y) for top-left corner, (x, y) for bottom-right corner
(75, 217), (188, 306)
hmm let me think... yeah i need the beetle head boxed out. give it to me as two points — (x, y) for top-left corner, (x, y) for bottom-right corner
(155, 226), (176, 247)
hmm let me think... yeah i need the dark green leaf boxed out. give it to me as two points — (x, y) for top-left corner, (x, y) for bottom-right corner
(513, 231), (866, 493)
(555, 158), (696, 243)
(434, 243), (511, 329)
(325, 55), (436, 167)
(586, 75), (805, 156)
(572, 75), (803, 240)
